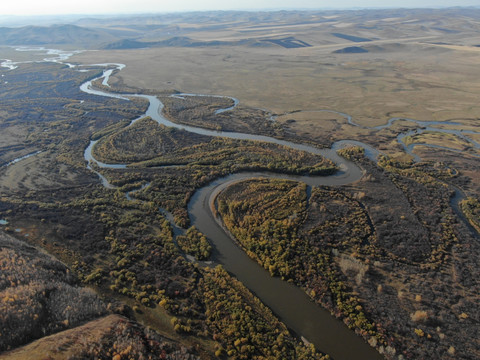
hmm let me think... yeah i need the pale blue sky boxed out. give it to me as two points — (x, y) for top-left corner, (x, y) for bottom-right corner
(3, 0), (479, 16)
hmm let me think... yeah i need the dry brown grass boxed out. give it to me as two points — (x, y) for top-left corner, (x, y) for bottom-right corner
(69, 14), (480, 162)
(0, 315), (124, 360)
(0, 314), (198, 360)
(71, 44), (480, 120)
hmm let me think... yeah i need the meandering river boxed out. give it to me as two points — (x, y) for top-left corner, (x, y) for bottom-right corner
(5, 47), (478, 359)
(79, 66), (386, 359)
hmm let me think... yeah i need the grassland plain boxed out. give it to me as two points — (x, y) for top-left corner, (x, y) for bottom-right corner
(70, 10), (480, 126)
(70, 9), (480, 194)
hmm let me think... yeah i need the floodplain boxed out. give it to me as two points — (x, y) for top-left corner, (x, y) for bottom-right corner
(0, 8), (479, 360)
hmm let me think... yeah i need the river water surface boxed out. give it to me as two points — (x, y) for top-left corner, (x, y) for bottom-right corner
(3, 47), (479, 359)
(78, 66), (386, 360)
(5, 48), (477, 359)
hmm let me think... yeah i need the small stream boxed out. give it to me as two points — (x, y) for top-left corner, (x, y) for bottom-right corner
(349, 116), (480, 161)
(1, 150), (42, 168)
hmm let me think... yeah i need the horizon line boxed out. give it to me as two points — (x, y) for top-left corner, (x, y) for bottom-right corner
(2, 5), (479, 18)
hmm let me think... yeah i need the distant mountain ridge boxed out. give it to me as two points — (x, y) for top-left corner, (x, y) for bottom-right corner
(0, 24), (118, 48)
(0, 24), (273, 49)
(2, 8), (480, 50)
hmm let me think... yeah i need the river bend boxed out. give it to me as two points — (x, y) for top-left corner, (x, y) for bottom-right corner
(3, 48), (478, 359)
(3, 47), (479, 359)
(75, 63), (479, 359)
(79, 65), (383, 360)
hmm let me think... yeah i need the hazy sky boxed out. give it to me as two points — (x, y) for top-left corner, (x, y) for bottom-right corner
(3, 0), (479, 16)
